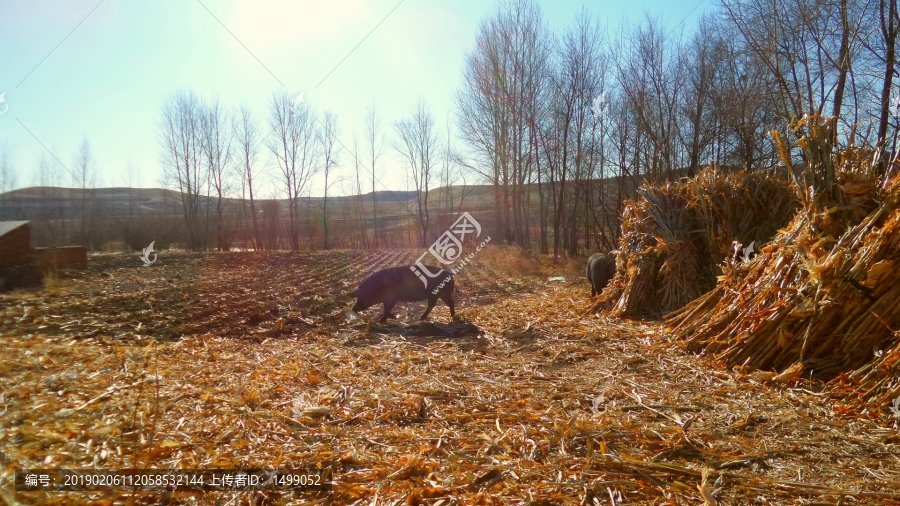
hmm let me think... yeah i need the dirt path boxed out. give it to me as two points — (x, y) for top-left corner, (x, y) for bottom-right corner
(1, 251), (898, 504)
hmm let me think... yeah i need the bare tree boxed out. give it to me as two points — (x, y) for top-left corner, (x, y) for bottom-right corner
(233, 106), (263, 250)
(457, 0), (551, 247)
(395, 99), (439, 247)
(0, 142), (16, 220)
(319, 111), (341, 250)
(72, 139), (96, 247)
(715, 21), (779, 170)
(439, 120), (462, 220)
(30, 150), (67, 248)
(679, 14), (722, 176)
(721, 0), (866, 129)
(120, 161), (145, 251)
(364, 101), (385, 248)
(200, 98), (233, 251)
(873, 0), (900, 171)
(350, 135), (369, 248)
(260, 198), (283, 250)
(529, 10), (608, 256)
(158, 90), (207, 250)
(268, 91), (318, 251)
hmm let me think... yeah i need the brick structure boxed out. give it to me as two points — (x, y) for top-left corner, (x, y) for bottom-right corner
(0, 221), (32, 266)
(33, 246), (88, 270)
(0, 222), (89, 290)
(0, 221), (40, 290)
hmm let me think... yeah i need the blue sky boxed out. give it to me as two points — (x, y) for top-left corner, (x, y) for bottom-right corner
(0, 0), (711, 196)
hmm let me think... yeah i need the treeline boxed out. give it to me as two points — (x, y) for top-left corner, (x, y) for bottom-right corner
(153, 89), (482, 253)
(457, 0), (898, 256)
(0, 184), (481, 252)
(4, 0), (897, 257)
(145, 0), (900, 257)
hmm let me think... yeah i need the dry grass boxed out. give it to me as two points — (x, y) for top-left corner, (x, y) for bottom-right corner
(470, 244), (542, 277)
(97, 241), (129, 253)
(1, 249), (899, 504)
(474, 244), (582, 279)
(40, 270), (65, 296)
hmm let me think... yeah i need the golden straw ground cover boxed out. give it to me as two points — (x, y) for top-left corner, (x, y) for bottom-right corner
(1, 249), (900, 505)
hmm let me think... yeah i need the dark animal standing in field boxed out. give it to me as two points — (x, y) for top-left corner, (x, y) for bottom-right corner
(586, 252), (617, 298)
(351, 265), (456, 323)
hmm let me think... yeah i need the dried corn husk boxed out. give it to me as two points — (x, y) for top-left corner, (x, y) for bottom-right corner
(667, 115), (900, 407)
(594, 166), (798, 317)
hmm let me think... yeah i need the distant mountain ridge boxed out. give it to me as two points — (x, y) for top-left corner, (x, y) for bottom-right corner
(0, 185), (494, 219)
(0, 171), (673, 220)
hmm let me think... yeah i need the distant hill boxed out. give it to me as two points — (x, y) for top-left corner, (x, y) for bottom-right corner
(0, 187), (418, 212)
(0, 187), (181, 217)
(0, 173), (659, 221)
(0, 185), (498, 220)
(365, 190), (418, 203)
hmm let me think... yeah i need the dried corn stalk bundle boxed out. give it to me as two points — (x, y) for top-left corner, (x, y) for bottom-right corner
(595, 166), (797, 317)
(668, 116), (900, 404)
(689, 169), (799, 265)
(646, 184), (707, 312)
(601, 199), (660, 318)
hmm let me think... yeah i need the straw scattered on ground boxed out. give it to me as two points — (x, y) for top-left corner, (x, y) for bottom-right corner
(2, 248), (900, 504)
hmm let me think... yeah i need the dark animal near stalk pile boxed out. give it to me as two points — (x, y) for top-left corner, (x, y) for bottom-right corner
(351, 265), (456, 323)
(586, 253), (616, 298)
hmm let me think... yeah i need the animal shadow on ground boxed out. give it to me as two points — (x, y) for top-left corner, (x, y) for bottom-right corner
(341, 320), (484, 349)
(392, 321), (483, 338)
